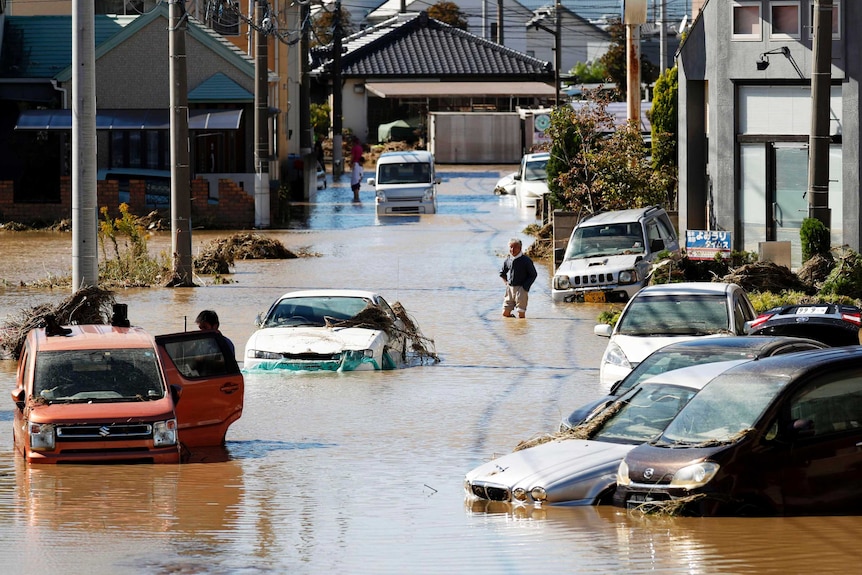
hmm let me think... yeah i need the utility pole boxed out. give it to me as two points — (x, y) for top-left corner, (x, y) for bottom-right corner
(71, 0), (98, 290)
(300, 0), (315, 199)
(254, 0), (270, 228)
(808, 0), (833, 229)
(332, 1), (343, 177)
(554, 0), (560, 106)
(496, 0), (504, 44)
(658, 0), (666, 73)
(168, 0), (194, 286)
(624, 1), (647, 126)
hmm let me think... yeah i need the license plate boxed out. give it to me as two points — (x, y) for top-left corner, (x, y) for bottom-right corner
(796, 306), (828, 315)
(584, 291), (607, 303)
(626, 493), (655, 506)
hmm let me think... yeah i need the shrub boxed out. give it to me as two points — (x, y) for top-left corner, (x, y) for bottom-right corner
(800, 217), (831, 262)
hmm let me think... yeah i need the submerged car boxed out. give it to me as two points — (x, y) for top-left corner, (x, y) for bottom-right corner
(560, 335), (828, 431)
(513, 151), (549, 209)
(494, 171), (517, 195)
(11, 306), (244, 464)
(368, 150), (439, 215)
(746, 303), (861, 346)
(243, 289), (407, 372)
(594, 281), (757, 386)
(464, 361), (747, 507)
(615, 346), (862, 516)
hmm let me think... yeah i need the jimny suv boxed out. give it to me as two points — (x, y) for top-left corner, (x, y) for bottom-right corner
(552, 206), (679, 303)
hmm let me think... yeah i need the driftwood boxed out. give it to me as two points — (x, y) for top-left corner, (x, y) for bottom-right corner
(194, 233), (298, 274)
(0, 287), (115, 360)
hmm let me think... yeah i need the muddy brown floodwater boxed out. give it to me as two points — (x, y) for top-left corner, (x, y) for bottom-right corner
(0, 167), (860, 574)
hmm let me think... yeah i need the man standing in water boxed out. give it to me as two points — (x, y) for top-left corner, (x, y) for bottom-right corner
(500, 238), (538, 318)
(350, 136), (364, 202)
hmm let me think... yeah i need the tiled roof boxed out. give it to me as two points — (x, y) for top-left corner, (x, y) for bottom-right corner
(311, 12), (552, 80)
(1, 15), (137, 78)
(188, 72), (254, 103)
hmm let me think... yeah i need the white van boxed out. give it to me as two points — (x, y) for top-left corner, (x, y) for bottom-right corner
(367, 150), (439, 215)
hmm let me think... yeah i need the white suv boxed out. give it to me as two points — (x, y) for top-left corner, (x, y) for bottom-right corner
(552, 206), (679, 303)
(514, 151), (550, 209)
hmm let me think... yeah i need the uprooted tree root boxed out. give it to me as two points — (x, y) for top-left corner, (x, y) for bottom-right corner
(0, 286), (116, 360)
(195, 233), (299, 275)
(325, 302), (439, 364)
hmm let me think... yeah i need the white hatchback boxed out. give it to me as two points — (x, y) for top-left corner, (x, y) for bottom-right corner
(513, 151), (550, 209)
(594, 282), (757, 387)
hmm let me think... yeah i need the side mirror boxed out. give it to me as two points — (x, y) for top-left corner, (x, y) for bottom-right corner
(255, 313), (265, 328)
(11, 388), (25, 410)
(513, 173), (522, 181)
(170, 384), (183, 406)
(649, 238), (665, 253)
(790, 418), (816, 439)
(367, 178), (376, 186)
(594, 324), (613, 337)
(554, 247), (565, 262)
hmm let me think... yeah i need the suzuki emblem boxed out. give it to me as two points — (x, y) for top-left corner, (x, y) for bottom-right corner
(99, 426), (110, 437)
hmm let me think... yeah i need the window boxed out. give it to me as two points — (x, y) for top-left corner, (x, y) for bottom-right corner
(733, 2), (762, 40)
(790, 375), (862, 437)
(809, 0), (840, 40)
(770, 2), (801, 39)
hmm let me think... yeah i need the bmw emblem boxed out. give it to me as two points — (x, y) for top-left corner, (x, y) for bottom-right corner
(643, 468), (654, 480)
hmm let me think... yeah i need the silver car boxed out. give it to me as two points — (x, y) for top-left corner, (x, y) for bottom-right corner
(464, 360), (747, 507)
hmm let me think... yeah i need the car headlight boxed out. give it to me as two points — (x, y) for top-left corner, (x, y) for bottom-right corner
(669, 462), (719, 489)
(602, 341), (631, 369)
(29, 422), (55, 450)
(530, 486), (547, 502)
(346, 349), (374, 360)
(553, 275), (571, 290)
(153, 419), (178, 447)
(616, 460), (630, 486)
(249, 350), (282, 360)
(618, 270), (639, 284)
(422, 187), (434, 201)
(376, 190), (387, 202)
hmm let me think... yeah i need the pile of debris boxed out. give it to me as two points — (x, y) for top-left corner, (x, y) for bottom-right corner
(0, 286), (115, 360)
(195, 233), (297, 274)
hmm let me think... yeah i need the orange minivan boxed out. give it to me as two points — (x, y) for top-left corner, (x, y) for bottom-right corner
(11, 310), (243, 464)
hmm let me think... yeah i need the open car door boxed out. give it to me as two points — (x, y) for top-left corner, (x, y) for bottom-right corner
(155, 332), (244, 449)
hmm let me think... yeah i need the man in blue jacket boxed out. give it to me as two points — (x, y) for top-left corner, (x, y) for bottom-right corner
(500, 238), (538, 318)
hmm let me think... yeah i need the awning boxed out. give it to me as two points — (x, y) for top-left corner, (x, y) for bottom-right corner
(364, 81), (556, 98)
(14, 108), (244, 130)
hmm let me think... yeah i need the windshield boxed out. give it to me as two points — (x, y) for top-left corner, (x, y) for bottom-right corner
(523, 158), (548, 181)
(590, 383), (699, 444)
(615, 348), (758, 395)
(616, 294), (731, 336)
(377, 162), (431, 185)
(564, 223), (646, 259)
(264, 296), (372, 327)
(34, 348), (164, 402)
(655, 373), (787, 446)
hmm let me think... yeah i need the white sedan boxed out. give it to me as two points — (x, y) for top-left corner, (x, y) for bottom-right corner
(243, 289), (407, 372)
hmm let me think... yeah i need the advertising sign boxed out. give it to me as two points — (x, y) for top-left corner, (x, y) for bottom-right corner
(686, 230), (732, 260)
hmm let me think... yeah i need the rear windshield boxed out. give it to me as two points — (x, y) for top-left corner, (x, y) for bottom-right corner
(616, 294), (731, 336)
(34, 348), (164, 402)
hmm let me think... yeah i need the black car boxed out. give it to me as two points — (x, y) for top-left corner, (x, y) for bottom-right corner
(745, 303), (861, 346)
(560, 336), (828, 431)
(614, 346), (862, 516)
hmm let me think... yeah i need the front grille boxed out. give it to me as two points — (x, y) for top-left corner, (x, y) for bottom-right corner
(572, 272), (616, 287)
(56, 423), (152, 441)
(469, 482), (510, 502)
(282, 352), (342, 361)
(391, 206), (421, 213)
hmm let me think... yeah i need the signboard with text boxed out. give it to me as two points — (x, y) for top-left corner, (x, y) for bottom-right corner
(686, 230), (732, 260)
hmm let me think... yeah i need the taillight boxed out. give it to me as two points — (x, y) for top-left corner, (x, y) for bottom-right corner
(748, 313), (774, 329)
(841, 313), (861, 325)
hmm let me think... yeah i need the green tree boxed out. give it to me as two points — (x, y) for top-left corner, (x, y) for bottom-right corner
(650, 65), (678, 207)
(311, 5), (355, 46)
(545, 90), (669, 217)
(310, 102), (331, 138)
(599, 18), (659, 101)
(570, 60), (608, 83)
(427, 2), (468, 29)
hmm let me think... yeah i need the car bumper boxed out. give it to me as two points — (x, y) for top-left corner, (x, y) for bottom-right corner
(376, 200), (437, 215)
(552, 287), (636, 303)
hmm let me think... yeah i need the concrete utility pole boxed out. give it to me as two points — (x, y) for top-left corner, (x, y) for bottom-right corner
(169, 0), (194, 286)
(658, 0), (666, 73)
(332, 1), (344, 177)
(254, 0), (270, 228)
(808, 0), (833, 228)
(300, 0), (315, 199)
(497, 0), (504, 44)
(624, 0), (647, 126)
(71, 0), (98, 291)
(554, 0), (560, 106)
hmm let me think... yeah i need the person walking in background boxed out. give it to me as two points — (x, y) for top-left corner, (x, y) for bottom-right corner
(195, 309), (235, 356)
(500, 238), (538, 319)
(350, 135), (364, 201)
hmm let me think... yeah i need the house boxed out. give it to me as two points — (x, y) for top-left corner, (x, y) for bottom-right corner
(677, 0), (859, 268)
(310, 11), (554, 162)
(0, 5), (277, 228)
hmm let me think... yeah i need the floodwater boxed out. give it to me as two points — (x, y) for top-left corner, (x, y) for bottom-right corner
(0, 168), (860, 574)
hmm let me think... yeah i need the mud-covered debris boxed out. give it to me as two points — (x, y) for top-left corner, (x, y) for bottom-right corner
(325, 302), (439, 364)
(195, 233), (298, 274)
(525, 223), (553, 261)
(721, 261), (813, 294)
(513, 401), (624, 452)
(0, 286), (115, 360)
(797, 253), (835, 289)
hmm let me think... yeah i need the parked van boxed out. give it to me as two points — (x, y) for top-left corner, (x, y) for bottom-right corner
(10, 306), (243, 464)
(368, 150), (439, 215)
(552, 206), (679, 303)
